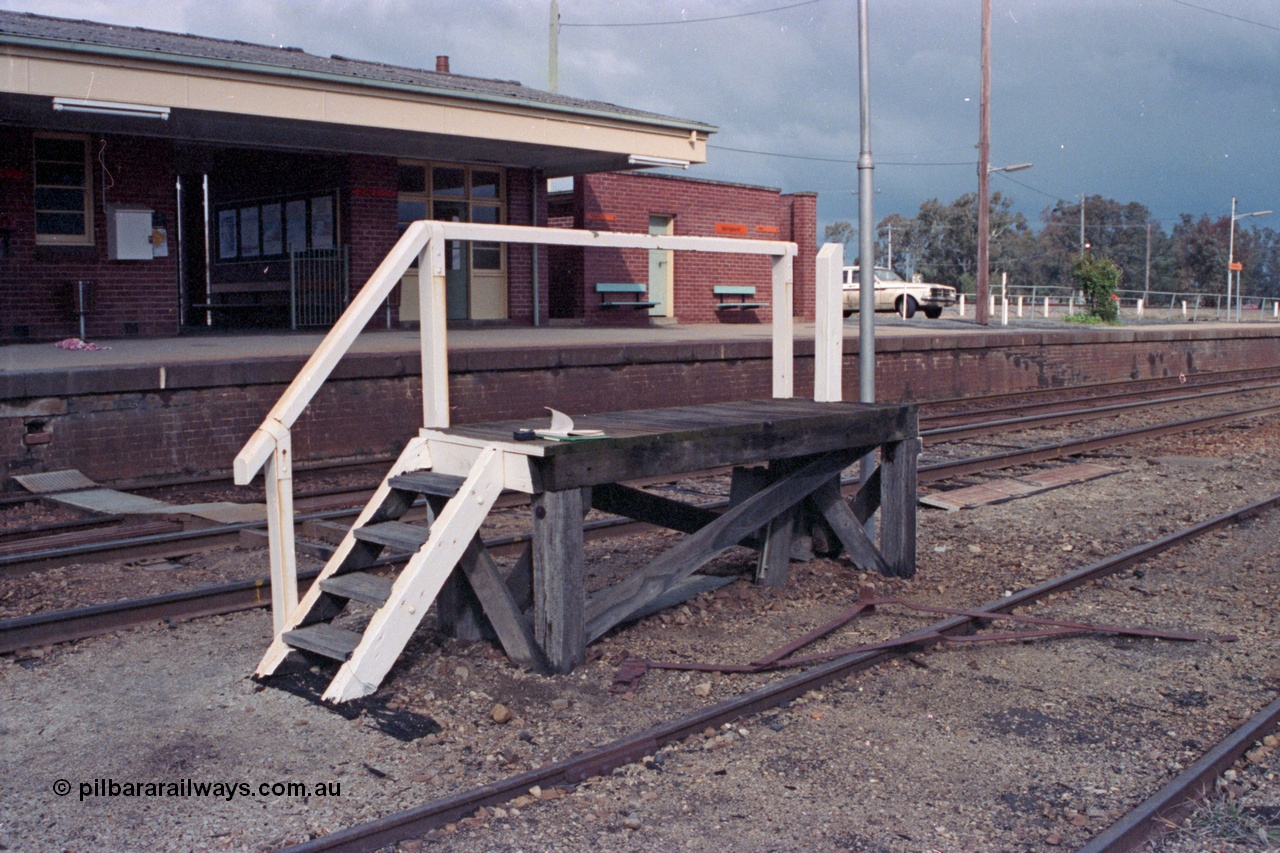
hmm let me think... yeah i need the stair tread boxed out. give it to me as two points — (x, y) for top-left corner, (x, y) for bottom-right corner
(353, 520), (431, 551)
(389, 471), (467, 497)
(282, 623), (362, 661)
(319, 571), (393, 606)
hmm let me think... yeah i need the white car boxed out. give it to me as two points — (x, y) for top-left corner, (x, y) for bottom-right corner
(842, 266), (957, 319)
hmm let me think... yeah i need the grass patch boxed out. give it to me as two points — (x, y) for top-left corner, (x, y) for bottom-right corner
(1177, 800), (1280, 849)
(1063, 313), (1121, 326)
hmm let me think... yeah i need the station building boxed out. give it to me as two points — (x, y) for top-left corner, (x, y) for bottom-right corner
(1, 10), (816, 342)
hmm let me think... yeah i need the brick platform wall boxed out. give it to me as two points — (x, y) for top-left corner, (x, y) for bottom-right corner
(0, 129), (179, 342)
(5, 326), (1279, 486)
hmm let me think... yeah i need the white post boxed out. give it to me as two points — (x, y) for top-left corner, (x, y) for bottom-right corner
(1182, 300), (1188, 319)
(421, 225), (450, 428)
(989, 294), (996, 315)
(771, 252), (794, 398)
(1017, 296), (1024, 318)
(263, 427), (298, 639)
(814, 243), (844, 402)
(1043, 296), (1049, 318)
(1001, 297), (1008, 326)
(1068, 296), (1074, 315)
(1137, 298), (1144, 319)
(959, 294), (966, 316)
(1274, 301), (1278, 319)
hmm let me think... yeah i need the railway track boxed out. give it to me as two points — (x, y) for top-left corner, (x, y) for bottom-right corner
(4, 374), (1278, 851)
(6, 377), (1280, 573)
(5, 388), (1280, 647)
(276, 491), (1280, 853)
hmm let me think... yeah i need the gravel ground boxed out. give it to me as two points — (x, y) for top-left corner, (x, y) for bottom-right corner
(1, 413), (1279, 852)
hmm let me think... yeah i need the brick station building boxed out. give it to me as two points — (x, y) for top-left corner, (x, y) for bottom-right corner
(548, 172), (816, 325)
(0, 10), (817, 343)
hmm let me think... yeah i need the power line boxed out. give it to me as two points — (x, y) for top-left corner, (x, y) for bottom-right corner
(991, 171), (1065, 202)
(709, 144), (971, 166)
(1165, 0), (1280, 32)
(561, 0), (823, 28)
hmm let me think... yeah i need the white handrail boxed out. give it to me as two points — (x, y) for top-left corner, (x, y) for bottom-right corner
(235, 219), (800, 650)
(234, 221), (432, 484)
(235, 221), (798, 484)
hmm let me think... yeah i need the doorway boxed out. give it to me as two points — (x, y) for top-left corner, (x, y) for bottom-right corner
(648, 214), (673, 318)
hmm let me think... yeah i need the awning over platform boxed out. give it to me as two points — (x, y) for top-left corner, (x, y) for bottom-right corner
(0, 10), (713, 176)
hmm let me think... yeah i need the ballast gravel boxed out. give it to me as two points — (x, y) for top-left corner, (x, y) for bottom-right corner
(1, 416), (1279, 852)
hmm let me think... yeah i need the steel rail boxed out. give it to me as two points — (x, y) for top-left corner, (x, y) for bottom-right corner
(6, 374), (1276, 565)
(919, 397), (1280, 483)
(915, 365), (1280, 418)
(919, 370), (1280, 427)
(1080, 691), (1280, 850)
(1080, 693), (1280, 853)
(922, 380), (1280, 441)
(5, 394), (1280, 644)
(8, 386), (1278, 574)
(1, 366), (1276, 514)
(275, 489), (1280, 853)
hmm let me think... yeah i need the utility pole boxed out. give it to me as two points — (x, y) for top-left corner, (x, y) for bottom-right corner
(1143, 221), (1151, 303)
(1079, 196), (1086, 254)
(549, 1), (560, 93)
(975, 0), (991, 326)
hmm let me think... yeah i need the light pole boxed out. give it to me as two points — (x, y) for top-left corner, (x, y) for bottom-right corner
(1228, 198), (1272, 322)
(975, 160), (1031, 325)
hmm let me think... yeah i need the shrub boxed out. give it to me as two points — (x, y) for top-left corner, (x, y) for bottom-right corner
(1071, 252), (1122, 323)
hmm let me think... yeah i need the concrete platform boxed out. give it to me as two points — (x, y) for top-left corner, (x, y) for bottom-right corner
(3, 314), (1279, 486)
(2, 312), (1269, 384)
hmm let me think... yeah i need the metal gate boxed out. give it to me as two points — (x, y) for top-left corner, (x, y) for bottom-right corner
(290, 247), (349, 329)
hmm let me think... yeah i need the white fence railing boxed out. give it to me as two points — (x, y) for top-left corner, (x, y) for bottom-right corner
(960, 285), (1280, 323)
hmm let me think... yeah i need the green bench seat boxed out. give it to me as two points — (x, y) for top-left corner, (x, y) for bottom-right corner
(714, 285), (767, 310)
(596, 282), (658, 309)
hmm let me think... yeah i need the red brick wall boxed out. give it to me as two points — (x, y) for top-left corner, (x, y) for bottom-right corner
(505, 168), (547, 324)
(786, 192), (818, 322)
(0, 128), (179, 342)
(346, 155), (400, 323)
(572, 172), (817, 325)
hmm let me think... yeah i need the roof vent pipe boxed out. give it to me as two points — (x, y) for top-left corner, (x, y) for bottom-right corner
(436, 55), (450, 73)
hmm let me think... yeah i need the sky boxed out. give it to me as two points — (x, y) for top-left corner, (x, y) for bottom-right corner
(7, 0), (1280, 238)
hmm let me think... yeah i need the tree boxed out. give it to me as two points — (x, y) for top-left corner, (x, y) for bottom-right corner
(823, 221), (856, 254)
(1170, 214), (1230, 294)
(893, 192), (1026, 293)
(1035, 196), (1174, 294)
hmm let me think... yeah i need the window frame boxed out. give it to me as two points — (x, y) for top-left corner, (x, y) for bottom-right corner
(33, 133), (94, 246)
(396, 161), (506, 271)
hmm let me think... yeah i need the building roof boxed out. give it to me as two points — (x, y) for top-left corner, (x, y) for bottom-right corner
(0, 9), (712, 175)
(0, 9), (713, 133)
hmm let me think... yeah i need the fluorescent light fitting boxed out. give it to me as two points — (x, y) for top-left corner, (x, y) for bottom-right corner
(628, 154), (689, 169)
(53, 98), (170, 120)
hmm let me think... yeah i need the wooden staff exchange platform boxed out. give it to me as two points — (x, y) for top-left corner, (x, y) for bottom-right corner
(422, 398), (920, 673)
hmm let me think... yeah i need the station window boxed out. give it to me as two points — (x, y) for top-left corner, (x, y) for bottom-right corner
(396, 162), (505, 257)
(34, 134), (93, 245)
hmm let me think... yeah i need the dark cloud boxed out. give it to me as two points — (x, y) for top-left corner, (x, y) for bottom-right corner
(10, 0), (1280, 235)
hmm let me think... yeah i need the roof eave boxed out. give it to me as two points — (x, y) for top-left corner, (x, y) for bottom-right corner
(0, 32), (718, 136)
